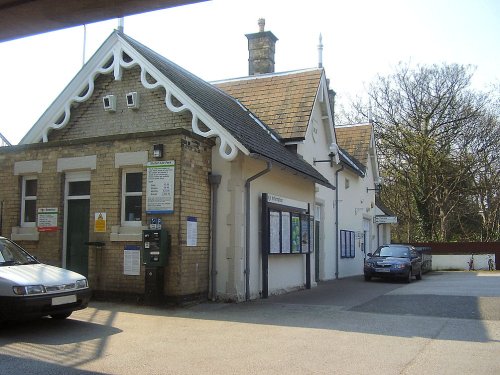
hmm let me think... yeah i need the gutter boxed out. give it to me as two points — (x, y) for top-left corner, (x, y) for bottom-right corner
(335, 165), (344, 279)
(208, 173), (222, 301)
(0, 200), (3, 236)
(245, 159), (272, 301)
(376, 223), (382, 248)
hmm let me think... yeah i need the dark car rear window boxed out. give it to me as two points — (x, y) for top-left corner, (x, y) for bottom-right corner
(375, 246), (410, 258)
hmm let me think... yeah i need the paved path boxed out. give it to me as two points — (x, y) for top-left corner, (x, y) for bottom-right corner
(1, 271), (499, 374)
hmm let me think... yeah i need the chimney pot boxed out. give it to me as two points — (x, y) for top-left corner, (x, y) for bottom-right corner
(258, 18), (265, 32)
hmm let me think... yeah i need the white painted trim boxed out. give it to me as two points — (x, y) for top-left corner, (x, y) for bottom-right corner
(120, 168), (143, 227)
(267, 194), (308, 210)
(116, 38), (246, 160)
(21, 33), (121, 144)
(65, 171), (91, 182)
(14, 160), (42, 175)
(20, 175), (37, 228)
(11, 226), (39, 241)
(115, 151), (148, 168)
(20, 32), (248, 162)
(110, 225), (146, 242)
(57, 155), (97, 172)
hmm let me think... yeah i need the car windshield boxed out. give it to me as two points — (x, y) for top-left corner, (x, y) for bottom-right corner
(373, 246), (410, 258)
(0, 238), (38, 266)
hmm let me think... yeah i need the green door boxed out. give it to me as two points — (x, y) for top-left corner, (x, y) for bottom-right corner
(66, 199), (90, 276)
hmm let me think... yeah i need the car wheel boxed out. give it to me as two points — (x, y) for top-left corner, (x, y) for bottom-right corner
(364, 275), (371, 281)
(50, 312), (72, 320)
(405, 269), (412, 283)
(416, 269), (422, 280)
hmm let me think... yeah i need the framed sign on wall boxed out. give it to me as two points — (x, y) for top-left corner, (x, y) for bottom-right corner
(261, 193), (313, 298)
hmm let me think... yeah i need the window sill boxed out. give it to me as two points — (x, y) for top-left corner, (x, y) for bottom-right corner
(11, 226), (39, 241)
(110, 225), (147, 242)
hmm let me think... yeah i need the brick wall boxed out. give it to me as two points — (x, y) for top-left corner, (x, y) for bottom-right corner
(49, 66), (193, 142)
(177, 137), (212, 299)
(0, 64), (213, 303)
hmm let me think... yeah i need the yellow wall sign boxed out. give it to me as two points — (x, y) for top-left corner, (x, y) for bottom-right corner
(94, 212), (107, 233)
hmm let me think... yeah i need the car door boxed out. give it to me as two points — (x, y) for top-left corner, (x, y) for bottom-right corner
(410, 248), (420, 275)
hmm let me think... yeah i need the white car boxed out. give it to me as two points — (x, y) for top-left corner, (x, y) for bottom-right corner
(0, 237), (91, 321)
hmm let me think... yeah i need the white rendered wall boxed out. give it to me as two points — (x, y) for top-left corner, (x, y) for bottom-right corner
(248, 159), (316, 298)
(211, 147), (244, 301)
(336, 167), (376, 278)
(432, 254), (495, 271)
(211, 144), (316, 301)
(298, 93), (337, 281)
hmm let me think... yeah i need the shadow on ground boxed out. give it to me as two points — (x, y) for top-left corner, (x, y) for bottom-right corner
(81, 272), (500, 344)
(0, 354), (108, 375)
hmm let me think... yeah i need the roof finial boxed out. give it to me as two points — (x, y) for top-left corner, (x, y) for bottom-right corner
(258, 18), (265, 32)
(118, 17), (124, 33)
(368, 99), (373, 124)
(318, 33), (323, 68)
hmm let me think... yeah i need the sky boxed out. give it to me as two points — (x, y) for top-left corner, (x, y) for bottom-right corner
(0, 0), (499, 145)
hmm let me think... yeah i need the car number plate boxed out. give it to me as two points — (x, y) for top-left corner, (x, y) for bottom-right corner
(375, 268), (390, 273)
(52, 294), (77, 306)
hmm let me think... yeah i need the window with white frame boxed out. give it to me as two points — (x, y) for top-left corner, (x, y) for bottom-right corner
(122, 170), (143, 226)
(21, 176), (37, 227)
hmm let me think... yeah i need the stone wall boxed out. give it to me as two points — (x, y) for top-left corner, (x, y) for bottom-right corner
(0, 131), (212, 303)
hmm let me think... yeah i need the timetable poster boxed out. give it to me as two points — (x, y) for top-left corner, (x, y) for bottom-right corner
(301, 216), (309, 253)
(281, 212), (291, 253)
(269, 210), (281, 253)
(146, 160), (175, 213)
(291, 214), (301, 253)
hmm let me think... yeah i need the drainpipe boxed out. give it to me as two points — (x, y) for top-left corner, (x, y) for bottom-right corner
(0, 200), (3, 236)
(208, 173), (221, 301)
(377, 223), (381, 248)
(335, 165), (344, 279)
(245, 160), (272, 301)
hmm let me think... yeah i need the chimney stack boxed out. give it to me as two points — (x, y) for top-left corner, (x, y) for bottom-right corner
(245, 19), (278, 75)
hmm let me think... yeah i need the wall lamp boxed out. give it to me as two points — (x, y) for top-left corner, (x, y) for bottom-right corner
(313, 143), (339, 167)
(367, 177), (384, 193)
(153, 144), (164, 158)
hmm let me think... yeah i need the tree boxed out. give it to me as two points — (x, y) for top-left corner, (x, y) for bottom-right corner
(342, 62), (499, 242)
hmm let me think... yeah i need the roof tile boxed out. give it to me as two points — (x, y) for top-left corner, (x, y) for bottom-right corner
(119, 33), (332, 188)
(214, 69), (322, 140)
(335, 124), (372, 166)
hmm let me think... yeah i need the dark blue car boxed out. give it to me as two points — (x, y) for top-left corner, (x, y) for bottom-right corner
(364, 244), (423, 283)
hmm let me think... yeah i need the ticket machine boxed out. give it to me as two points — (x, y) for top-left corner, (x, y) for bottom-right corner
(142, 229), (169, 267)
(143, 229), (170, 304)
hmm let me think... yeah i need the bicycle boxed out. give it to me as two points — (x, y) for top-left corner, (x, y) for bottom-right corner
(467, 254), (475, 271)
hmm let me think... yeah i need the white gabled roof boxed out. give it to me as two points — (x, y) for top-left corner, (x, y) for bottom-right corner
(20, 31), (245, 161)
